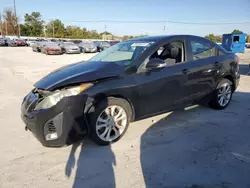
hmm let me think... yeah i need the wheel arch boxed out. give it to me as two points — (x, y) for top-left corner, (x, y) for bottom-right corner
(222, 75), (235, 91)
(86, 93), (135, 122)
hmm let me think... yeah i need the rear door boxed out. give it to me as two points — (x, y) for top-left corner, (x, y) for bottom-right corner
(184, 36), (220, 100)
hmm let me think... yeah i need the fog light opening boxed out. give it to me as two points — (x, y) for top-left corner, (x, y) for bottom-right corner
(44, 112), (63, 141)
(45, 132), (58, 141)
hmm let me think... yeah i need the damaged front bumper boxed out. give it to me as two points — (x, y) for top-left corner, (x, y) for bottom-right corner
(21, 91), (89, 147)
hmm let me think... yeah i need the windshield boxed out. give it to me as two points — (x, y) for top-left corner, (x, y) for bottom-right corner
(89, 41), (154, 66)
(64, 42), (75, 46)
(44, 42), (59, 47)
(99, 41), (111, 47)
(80, 42), (94, 48)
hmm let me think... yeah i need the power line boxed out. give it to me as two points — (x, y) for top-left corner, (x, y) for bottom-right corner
(41, 19), (250, 25)
(18, 18), (250, 25)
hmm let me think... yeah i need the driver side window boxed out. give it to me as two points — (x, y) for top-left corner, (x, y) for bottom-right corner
(149, 40), (185, 66)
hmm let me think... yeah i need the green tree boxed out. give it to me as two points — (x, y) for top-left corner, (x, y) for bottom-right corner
(46, 19), (65, 38)
(205, 33), (217, 42)
(23, 12), (44, 36)
(122, 35), (129, 40)
(247, 35), (250, 43)
(205, 33), (222, 42)
(2, 8), (18, 35)
(20, 24), (30, 36)
(231, 29), (243, 34)
(100, 31), (112, 35)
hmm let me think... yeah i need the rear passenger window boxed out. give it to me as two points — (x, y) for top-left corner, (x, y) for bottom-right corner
(191, 40), (216, 60)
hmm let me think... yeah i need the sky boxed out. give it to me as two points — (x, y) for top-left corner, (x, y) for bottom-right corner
(1, 0), (250, 36)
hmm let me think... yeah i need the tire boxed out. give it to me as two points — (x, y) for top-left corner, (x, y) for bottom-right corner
(88, 97), (132, 145)
(209, 78), (233, 110)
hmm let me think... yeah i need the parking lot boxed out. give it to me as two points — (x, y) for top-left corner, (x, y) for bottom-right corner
(0, 47), (250, 188)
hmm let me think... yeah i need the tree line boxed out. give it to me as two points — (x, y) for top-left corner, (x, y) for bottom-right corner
(0, 8), (249, 42)
(0, 8), (114, 39)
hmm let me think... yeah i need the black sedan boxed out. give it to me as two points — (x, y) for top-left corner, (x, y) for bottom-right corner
(21, 35), (240, 147)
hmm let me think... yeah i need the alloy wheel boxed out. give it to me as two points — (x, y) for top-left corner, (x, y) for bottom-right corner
(217, 83), (232, 107)
(96, 105), (127, 142)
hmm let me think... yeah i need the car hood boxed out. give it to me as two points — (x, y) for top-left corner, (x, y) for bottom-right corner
(34, 61), (124, 90)
(65, 45), (79, 49)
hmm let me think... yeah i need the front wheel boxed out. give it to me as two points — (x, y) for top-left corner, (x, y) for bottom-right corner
(209, 78), (233, 110)
(88, 97), (132, 145)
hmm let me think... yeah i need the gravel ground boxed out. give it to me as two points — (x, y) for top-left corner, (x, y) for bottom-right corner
(0, 47), (250, 188)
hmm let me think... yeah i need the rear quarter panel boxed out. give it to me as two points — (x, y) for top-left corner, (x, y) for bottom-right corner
(215, 53), (237, 87)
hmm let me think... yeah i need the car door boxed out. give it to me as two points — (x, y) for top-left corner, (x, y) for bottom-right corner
(183, 36), (221, 101)
(133, 38), (191, 118)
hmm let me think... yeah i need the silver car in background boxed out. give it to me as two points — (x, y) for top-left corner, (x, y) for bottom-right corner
(78, 41), (97, 53)
(59, 42), (80, 54)
(26, 39), (37, 47)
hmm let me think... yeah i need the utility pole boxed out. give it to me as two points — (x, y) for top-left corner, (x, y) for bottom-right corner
(5, 21), (8, 35)
(52, 20), (55, 38)
(0, 11), (2, 36)
(43, 24), (47, 38)
(18, 23), (20, 37)
(13, 0), (20, 37)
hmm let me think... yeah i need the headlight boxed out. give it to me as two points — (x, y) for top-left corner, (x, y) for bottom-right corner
(34, 83), (93, 110)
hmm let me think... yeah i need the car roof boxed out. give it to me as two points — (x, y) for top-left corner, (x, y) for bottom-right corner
(129, 35), (207, 42)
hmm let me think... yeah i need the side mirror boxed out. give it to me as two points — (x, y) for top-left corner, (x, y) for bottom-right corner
(146, 59), (166, 69)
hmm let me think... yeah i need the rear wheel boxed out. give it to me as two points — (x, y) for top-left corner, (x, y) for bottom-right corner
(209, 78), (233, 110)
(88, 97), (132, 145)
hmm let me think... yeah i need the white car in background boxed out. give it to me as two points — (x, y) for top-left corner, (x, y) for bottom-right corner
(26, 39), (37, 47)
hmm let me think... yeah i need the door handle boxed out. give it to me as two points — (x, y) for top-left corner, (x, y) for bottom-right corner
(182, 69), (189, 74)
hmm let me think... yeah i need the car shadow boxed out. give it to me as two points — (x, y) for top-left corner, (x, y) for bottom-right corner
(65, 91), (250, 188)
(65, 98), (117, 188)
(140, 91), (250, 187)
(65, 139), (116, 188)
